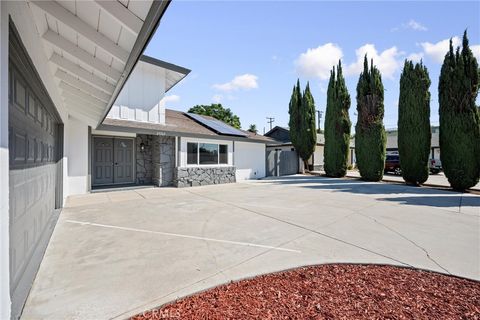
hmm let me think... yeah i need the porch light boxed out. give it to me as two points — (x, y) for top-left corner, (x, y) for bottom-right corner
(140, 142), (145, 152)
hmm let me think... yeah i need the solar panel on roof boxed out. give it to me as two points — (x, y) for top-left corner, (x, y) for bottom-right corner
(187, 113), (248, 137)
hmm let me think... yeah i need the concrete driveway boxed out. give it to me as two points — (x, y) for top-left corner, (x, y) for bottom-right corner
(22, 176), (479, 319)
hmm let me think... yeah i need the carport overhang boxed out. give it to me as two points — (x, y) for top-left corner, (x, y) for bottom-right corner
(22, 0), (171, 128)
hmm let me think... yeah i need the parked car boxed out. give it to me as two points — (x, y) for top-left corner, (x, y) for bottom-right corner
(384, 154), (401, 175)
(429, 158), (442, 174)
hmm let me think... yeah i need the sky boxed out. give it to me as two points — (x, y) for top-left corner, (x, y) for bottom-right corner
(144, 1), (480, 133)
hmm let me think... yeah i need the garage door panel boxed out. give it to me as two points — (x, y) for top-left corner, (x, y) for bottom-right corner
(9, 21), (63, 317)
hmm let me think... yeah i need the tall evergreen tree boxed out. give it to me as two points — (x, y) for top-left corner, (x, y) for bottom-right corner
(355, 56), (386, 181)
(296, 82), (317, 169)
(288, 79), (302, 149)
(324, 61), (351, 177)
(439, 31), (480, 190)
(398, 60), (431, 185)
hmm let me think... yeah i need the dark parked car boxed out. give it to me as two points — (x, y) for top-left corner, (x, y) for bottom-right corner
(384, 154), (401, 175)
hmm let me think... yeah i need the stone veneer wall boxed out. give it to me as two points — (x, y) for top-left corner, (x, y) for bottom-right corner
(174, 166), (236, 188)
(136, 134), (153, 184)
(153, 136), (175, 187)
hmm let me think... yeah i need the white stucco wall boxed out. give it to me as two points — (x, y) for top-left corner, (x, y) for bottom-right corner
(108, 61), (166, 124)
(234, 141), (266, 180)
(179, 137), (233, 167)
(65, 116), (89, 196)
(0, 3), (11, 319)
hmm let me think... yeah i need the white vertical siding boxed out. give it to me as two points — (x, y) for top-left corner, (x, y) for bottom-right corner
(108, 60), (166, 124)
(234, 141), (266, 180)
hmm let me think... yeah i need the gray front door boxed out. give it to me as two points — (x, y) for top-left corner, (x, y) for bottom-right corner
(93, 137), (114, 185)
(114, 138), (134, 184)
(93, 137), (134, 186)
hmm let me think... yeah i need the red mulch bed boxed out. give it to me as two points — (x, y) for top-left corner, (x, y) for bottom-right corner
(131, 264), (480, 319)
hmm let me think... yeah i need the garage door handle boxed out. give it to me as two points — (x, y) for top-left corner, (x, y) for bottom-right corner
(114, 162), (118, 165)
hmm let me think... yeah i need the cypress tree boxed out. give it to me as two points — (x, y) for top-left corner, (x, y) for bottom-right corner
(398, 60), (431, 185)
(439, 31), (480, 190)
(288, 79), (302, 148)
(355, 56), (386, 181)
(324, 61), (351, 177)
(296, 82), (317, 169)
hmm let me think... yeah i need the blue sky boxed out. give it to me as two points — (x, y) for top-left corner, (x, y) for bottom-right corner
(145, 1), (480, 133)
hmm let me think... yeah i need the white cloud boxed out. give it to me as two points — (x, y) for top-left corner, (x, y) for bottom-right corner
(212, 94), (223, 103)
(160, 95), (180, 106)
(407, 52), (424, 63)
(420, 36), (461, 63)
(345, 44), (402, 79)
(406, 19), (427, 31)
(295, 43), (343, 80)
(392, 19), (427, 32)
(213, 74), (258, 91)
(471, 45), (480, 61)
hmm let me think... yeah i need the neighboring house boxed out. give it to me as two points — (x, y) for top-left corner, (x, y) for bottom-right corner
(0, 1), (231, 318)
(265, 126), (355, 172)
(385, 126), (440, 159)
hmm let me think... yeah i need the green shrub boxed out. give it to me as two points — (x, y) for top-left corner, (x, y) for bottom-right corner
(355, 56), (386, 181)
(324, 61), (351, 177)
(398, 60), (431, 185)
(439, 31), (480, 190)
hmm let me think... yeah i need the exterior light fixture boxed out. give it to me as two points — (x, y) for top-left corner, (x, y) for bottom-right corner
(140, 142), (145, 152)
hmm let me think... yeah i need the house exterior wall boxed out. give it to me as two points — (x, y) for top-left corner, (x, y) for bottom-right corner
(152, 136), (175, 187)
(313, 145), (324, 170)
(136, 134), (153, 185)
(174, 166), (236, 187)
(65, 116), (89, 196)
(0, 3), (11, 319)
(234, 141), (266, 180)
(108, 61), (166, 124)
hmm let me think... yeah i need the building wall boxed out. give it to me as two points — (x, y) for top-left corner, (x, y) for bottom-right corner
(0, 3), (11, 318)
(65, 116), (89, 196)
(136, 134), (153, 185)
(234, 141), (266, 180)
(108, 61), (166, 124)
(174, 166), (236, 187)
(152, 136), (175, 186)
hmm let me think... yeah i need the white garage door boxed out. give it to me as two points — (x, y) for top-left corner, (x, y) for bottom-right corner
(8, 22), (63, 319)
(234, 141), (266, 180)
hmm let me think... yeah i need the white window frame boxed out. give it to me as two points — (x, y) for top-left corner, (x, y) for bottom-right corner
(186, 142), (229, 166)
(181, 137), (233, 167)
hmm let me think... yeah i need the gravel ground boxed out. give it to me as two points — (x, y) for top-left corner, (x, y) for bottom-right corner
(132, 264), (480, 320)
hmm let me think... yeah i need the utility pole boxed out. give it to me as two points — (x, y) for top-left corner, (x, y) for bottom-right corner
(316, 110), (323, 132)
(266, 117), (275, 131)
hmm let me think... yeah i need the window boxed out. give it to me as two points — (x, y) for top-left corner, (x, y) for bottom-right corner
(187, 142), (197, 164)
(199, 143), (218, 164)
(186, 142), (229, 165)
(219, 144), (228, 164)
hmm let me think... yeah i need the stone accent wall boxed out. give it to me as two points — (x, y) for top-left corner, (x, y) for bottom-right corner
(153, 136), (175, 187)
(136, 135), (153, 184)
(174, 166), (236, 188)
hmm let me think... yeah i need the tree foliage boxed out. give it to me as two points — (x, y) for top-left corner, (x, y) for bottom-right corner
(438, 31), (480, 190)
(248, 124), (258, 134)
(398, 60), (431, 185)
(296, 82), (317, 165)
(188, 104), (241, 129)
(288, 79), (302, 148)
(324, 61), (351, 177)
(355, 56), (386, 181)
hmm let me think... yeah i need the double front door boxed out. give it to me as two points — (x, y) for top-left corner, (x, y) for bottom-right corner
(93, 137), (134, 186)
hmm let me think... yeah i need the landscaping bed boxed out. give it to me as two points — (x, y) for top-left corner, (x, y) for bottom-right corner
(132, 264), (480, 319)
